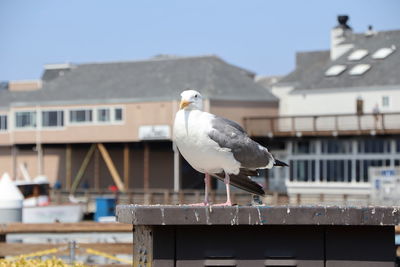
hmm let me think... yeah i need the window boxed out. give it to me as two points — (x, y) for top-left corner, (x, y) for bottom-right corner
(349, 64), (371, 76)
(358, 139), (390, 153)
(382, 96), (390, 107)
(0, 115), (7, 131)
(42, 111), (64, 127)
(292, 140), (315, 154)
(372, 47), (394, 59)
(97, 108), (110, 122)
(69, 109), (92, 123)
(321, 139), (352, 154)
(319, 160), (351, 182)
(325, 65), (347, 76)
(347, 49), (368, 61)
(114, 108), (123, 121)
(16, 111), (36, 128)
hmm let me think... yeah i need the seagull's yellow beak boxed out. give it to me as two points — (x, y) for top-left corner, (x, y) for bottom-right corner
(179, 100), (191, 109)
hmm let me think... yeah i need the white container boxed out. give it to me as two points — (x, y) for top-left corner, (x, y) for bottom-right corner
(0, 173), (23, 223)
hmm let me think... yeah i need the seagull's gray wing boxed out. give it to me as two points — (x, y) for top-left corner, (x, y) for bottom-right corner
(208, 116), (274, 169)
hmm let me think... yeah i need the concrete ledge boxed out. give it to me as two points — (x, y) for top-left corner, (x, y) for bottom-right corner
(116, 205), (400, 226)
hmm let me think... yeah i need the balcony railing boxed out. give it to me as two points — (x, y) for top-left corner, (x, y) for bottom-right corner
(243, 112), (400, 137)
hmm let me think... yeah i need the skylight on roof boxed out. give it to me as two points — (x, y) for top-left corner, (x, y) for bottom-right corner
(325, 65), (347, 76)
(347, 49), (368, 61)
(372, 47), (394, 59)
(349, 64), (371, 76)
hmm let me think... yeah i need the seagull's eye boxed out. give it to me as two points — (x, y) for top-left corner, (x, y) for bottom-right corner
(194, 94), (198, 98)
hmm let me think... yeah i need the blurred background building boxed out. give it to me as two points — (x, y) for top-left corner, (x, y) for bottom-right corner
(0, 55), (277, 195)
(253, 15), (400, 204)
(0, 15), (399, 205)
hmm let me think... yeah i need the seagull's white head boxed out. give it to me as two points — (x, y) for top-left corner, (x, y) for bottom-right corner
(179, 89), (203, 110)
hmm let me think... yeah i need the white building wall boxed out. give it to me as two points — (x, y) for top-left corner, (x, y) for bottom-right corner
(278, 85), (400, 116)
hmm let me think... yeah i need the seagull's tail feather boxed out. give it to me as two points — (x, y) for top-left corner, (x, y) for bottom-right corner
(211, 172), (265, 196)
(274, 159), (289, 167)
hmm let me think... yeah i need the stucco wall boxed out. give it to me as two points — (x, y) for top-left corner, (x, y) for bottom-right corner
(278, 86), (400, 116)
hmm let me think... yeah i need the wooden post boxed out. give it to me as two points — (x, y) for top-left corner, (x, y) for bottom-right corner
(313, 116), (317, 132)
(123, 143), (130, 190)
(97, 143), (125, 192)
(66, 144), (72, 190)
(36, 143), (43, 176)
(381, 113), (385, 131)
(291, 117), (295, 133)
(269, 118), (274, 133)
(143, 142), (150, 191)
(11, 146), (18, 180)
(334, 115), (339, 131)
(94, 146), (100, 190)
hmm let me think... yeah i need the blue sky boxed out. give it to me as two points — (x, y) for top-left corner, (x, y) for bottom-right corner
(0, 0), (399, 81)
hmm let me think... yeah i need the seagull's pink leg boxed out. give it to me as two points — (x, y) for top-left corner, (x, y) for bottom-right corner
(213, 173), (232, 206)
(189, 173), (210, 206)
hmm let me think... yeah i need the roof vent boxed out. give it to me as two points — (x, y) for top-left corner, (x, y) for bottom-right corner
(325, 65), (347, 76)
(349, 64), (371, 76)
(348, 49), (368, 61)
(372, 47), (395, 59)
(365, 25), (376, 37)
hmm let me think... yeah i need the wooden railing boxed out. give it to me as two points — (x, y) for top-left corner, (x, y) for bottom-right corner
(51, 189), (289, 210)
(243, 112), (400, 137)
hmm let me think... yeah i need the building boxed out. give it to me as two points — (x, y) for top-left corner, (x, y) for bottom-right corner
(252, 16), (400, 204)
(0, 55), (278, 193)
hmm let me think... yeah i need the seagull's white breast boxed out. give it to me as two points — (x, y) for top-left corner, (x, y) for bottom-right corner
(173, 109), (241, 174)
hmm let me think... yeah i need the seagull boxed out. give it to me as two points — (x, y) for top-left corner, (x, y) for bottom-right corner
(173, 89), (288, 206)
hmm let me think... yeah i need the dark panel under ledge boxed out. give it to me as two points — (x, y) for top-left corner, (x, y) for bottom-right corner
(116, 205), (399, 267)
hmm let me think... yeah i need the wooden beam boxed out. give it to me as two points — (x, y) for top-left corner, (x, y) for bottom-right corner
(70, 144), (96, 194)
(0, 243), (133, 256)
(123, 143), (130, 190)
(65, 144), (72, 190)
(0, 222), (132, 234)
(94, 146), (100, 190)
(97, 143), (125, 192)
(143, 142), (150, 191)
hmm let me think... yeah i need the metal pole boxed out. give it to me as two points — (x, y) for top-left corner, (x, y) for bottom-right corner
(69, 240), (76, 264)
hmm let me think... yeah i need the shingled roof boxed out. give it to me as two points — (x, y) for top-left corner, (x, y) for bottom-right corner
(0, 55), (277, 108)
(278, 30), (400, 90)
